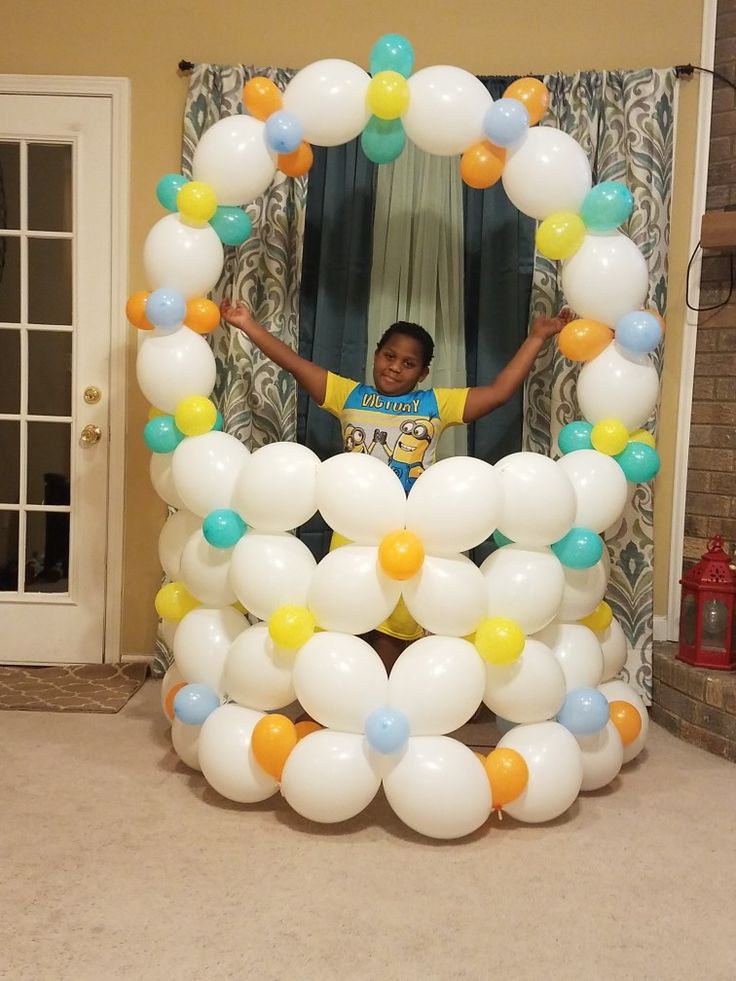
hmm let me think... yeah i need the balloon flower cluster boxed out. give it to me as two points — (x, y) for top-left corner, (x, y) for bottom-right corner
(129, 36), (661, 840)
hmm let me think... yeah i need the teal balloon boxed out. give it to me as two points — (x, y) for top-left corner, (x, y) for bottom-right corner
(210, 206), (252, 246)
(558, 421), (593, 455)
(580, 181), (634, 232)
(203, 509), (247, 549)
(361, 117), (406, 164)
(213, 410), (224, 432)
(614, 442), (661, 482)
(369, 34), (414, 78)
(144, 416), (183, 454)
(552, 528), (603, 569)
(493, 529), (514, 548)
(156, 173), (187, 212)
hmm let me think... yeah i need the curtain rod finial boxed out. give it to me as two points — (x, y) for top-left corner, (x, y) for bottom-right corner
(179, 60), (194, 72)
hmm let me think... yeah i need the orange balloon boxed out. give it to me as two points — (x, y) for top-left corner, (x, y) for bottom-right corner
(295, 720), (322, 740)
(378, 529), (425, 580)
(126, 290), (154, 330)
(485, 748), (529, 810)
(503, 77), (550, 125)
(609, 700), (642, 746)
(460, 140), (505, 189)
(251, 714), (297, 781)
(278, 141), (314, 178)
(164, 682), (186, 722)
(243, 76), (282, 121)
(558, 319), (614, 362)
(185, 297), (220, 334)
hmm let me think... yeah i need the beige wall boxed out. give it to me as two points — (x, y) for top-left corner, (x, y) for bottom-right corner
(7, 0), (706, 653)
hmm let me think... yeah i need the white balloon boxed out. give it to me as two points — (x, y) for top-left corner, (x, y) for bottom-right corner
(292, 632), (388, 733)
(307, 544), (401, 635)
(599, 680), (649, 763)
(143, 214), (224, 298)
(283, 59), (371, 146)
(577, 342), (660, 431)
(495, 452), (576, 547)
(172, 431), (250, 518)
(179, 529), (237, 607)
(223, 623), (296, 711)
(599, 617), (628, 681)
(403, 66), (492, 156)
(158, 509), (201, 580)
(191, 114), (277, 205)
(498, 721), (584, 823)
(281, 730), (382, 823)
(171, 717), (202, 771)
(480, 544), (565, 634)
(502, 127), (592, 220)
(233, 441), (320, 533)
(557, 558), (608, 621)
(576, 722), (624, 791)
(161, 662), (186, 721)
(383, 736), (491, 839)
(136, 326), (216, 415)
(403, 554), (486, 637)
(483, 639), (567, 724)
(150, 452), (186, 509)
(316, 453), (406, 544)
(173, 606), (247, 693)
(198, 704), (279, 803)
(556, 450), (628, 534)
(561, 232), (649, 327)
(405, 457), (501, 555)
(533, 621), (604, 690)
(229, 532), (316, 621)
(389, 636), (485, 735)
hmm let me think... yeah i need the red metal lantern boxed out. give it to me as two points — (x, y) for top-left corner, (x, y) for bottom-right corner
(678, 535), (736, 670)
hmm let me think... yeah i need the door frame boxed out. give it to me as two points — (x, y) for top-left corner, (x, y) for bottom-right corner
(0, 74), (130, 663)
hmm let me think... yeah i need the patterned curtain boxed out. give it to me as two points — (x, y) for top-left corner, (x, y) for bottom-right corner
(524, 69), (676, 701)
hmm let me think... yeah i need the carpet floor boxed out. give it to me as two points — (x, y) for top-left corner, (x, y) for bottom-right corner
(3, 679), (735, 981)
(0, 663), (147, 713)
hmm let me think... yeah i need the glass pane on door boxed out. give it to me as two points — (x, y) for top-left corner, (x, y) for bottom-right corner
(28, 144), (73, 233)
(28, 329), (72, 415)
(0, 329), (20, 412)
(0, 141), (20, 229)
(29, 238), (73, 325)
(25, 511), (69, 592)
(27, 422), (71, 506)
(0, 236), (21, 323)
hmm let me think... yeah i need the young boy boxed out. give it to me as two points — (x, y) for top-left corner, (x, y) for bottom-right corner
(220, 298), (566, 670)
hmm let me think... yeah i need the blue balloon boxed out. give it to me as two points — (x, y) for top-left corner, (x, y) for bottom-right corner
(156, 173), (187, 211)
(482, 99), (530, 147)
(557, 687), (610, 736)
(173, 683), (221, 726)
(210, 206), (253, 247)
(558, 421), (593, 455)
(145, 287), (186, 329)
(552, 527), (603, 569)
(203, 509), (247, 549)
(580, 181), (634, 232)
(361, 116), (406, 164)
(493, 529), (514, 548)
(614, 442), (661, 482)
(143, 415), (183, 454)
(264, 111), (304, 155)
(365, 706), (410, 754)
(494, 715), (517, 736)
(213, 410), (224, 432)
(369, 34), (415, 78)
(615, 310), (663, 354)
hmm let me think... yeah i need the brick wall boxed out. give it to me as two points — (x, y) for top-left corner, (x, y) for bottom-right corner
(683, 0), (736, 566)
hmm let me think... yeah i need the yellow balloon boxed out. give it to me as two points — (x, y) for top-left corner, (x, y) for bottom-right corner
(591, 418), (629, 456)
(579, 600), (613, 634)
(474, 617), (525, 665)
(366, 71), (410, 120)
(155, 581), (199, 621)
(629, 428), (656, 449)
(177, 180), (217, 225)
(268, 605), (316, 649)
(535, 212), (586, 260)
(378, 529), (425, 580)
(174, 395), (217, 436)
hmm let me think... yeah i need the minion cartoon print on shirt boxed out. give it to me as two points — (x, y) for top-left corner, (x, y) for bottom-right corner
(321, 372), (469, 493)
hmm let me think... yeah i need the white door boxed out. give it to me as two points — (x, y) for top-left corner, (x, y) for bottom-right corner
(0, 82), (127, 663)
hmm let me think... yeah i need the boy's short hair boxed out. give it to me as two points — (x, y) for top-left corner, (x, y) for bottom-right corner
(376, 321), (435, 368)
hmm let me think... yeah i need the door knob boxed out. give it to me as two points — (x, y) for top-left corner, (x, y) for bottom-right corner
(80, 424), (102, 445)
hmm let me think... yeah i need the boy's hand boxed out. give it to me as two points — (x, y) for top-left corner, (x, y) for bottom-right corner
(530, 307), (574, 342)
(220, 297), (259, 334)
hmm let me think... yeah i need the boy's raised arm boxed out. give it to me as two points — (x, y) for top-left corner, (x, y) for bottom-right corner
(462, 312), (569, 424)
(220, 299), (328, 405)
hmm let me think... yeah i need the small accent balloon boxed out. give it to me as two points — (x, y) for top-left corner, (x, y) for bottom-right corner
(203, 509), (247, 549)
(557, 687), (610, 735)
(365, 706), (411, 755)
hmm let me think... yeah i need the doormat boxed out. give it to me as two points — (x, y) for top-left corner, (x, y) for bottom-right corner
(0, 663), (147, 714)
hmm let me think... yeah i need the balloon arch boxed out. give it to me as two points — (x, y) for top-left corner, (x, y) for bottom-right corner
(128, 36), (659, 839)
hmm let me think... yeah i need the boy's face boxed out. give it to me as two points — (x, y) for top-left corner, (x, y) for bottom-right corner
(373, 334), (428, 396)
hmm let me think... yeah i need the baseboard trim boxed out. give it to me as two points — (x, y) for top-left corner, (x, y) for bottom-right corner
(121, 653), (155, 668)
(653, 615), (670, 642)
